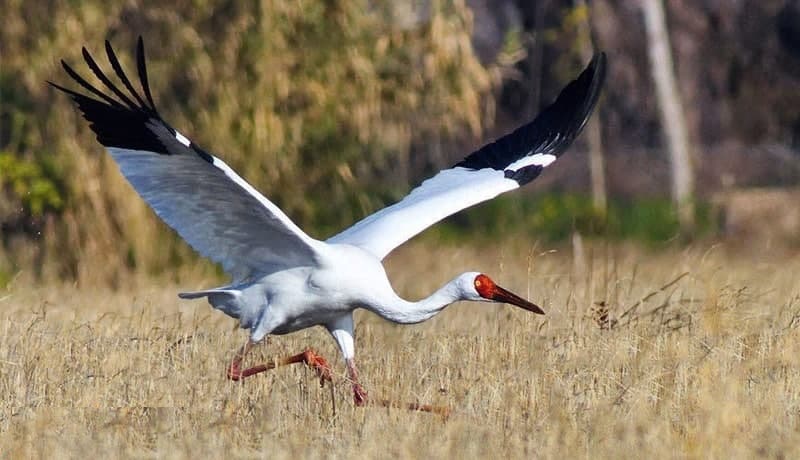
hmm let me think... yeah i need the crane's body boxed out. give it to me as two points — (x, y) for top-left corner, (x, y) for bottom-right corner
(51, 37), (606, 413)
(185, 243), (398, 338)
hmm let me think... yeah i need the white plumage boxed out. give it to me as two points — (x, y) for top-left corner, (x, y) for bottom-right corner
(52, 37), (606, 412)
(329, 166), (518, 259)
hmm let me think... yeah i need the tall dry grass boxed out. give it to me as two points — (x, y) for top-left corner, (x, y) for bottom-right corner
(2, 240), (799, 458)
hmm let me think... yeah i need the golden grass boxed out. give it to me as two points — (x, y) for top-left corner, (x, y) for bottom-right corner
(2, 240), (800, 458)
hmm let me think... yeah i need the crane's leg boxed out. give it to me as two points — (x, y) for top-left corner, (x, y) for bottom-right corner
(344, 357), (450, 417)
(227, 340), (333, 386)
(326, 315), (449, 416)
(345, 358), (368, 406)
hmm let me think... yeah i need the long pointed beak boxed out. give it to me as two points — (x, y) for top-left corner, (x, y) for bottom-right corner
(490, 284), (545, 315)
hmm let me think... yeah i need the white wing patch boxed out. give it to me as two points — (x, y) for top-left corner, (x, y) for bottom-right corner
(329, 167), (518, 259)
(506, 153), (557, 172)
(175, 130), (191, 147)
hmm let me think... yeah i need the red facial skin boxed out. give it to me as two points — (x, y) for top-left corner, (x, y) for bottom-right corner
(474, 274), (545, 315)
(473, 274), (496, 299)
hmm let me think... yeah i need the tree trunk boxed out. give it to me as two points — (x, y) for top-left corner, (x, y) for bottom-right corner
(640, 0), (695, 230)
(575, 0), (607, 216)
(586, 119), (607, 215)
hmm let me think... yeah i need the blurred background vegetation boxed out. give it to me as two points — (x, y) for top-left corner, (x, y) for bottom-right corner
(1, 0), (799, 285)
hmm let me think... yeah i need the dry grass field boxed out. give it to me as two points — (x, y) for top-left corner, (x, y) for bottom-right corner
(2, 239), (800, 458)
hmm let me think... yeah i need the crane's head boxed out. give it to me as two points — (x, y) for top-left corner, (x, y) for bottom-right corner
(457, 272), (544, 315)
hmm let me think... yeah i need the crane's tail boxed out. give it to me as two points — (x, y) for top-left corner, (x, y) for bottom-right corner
(178, 288), (236, 299)
(179, 288), (244, 321)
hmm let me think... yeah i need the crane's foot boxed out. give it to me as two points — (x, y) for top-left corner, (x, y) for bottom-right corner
(226, 341), (333, 387)
(345, 358), (449, 417)
(352, 382), (369, 406)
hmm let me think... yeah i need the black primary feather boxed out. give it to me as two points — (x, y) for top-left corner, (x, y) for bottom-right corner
(104, 40), (150, 110)
(136, 36), (159, 113)
(57, 60), (125, 109)
(81, 46), (138, 110)
(49, 37), (213, 164)
(456, 52), (607, 185)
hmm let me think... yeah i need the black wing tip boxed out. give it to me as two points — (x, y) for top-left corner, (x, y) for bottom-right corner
(585, 51), (608, 109)
(50, 37), (169, 152)
(52, 38), (213, 161)
(550, 50), (608, 129)
(58, 59), (70, 77)
(590, 51), (607, 71)
(59, 58), (75, 75)
(510, 51), (607, 183)
(136, 35), (158, 113)
(584, 53), (607, 110)
(562, 50), (608, 144)
(46, 79), (69, 93)
(51, 37), (158, 113)
(454, 51), (608, 179)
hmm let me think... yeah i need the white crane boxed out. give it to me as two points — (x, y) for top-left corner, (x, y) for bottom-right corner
(51, 37), (606, 413)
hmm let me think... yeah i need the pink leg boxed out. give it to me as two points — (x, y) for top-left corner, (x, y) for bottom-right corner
(227, 341), (333, 386)
(346, 358), (369, 406)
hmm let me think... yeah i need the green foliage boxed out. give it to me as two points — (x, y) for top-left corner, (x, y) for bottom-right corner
(0, 69), (65, 218)
(543, 3), (595, 84)
(0, 153), (64, 217)
(437, 193), (718, 244)
(0, 269), (12, 290)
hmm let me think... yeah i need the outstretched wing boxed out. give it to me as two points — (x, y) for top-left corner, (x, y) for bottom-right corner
(51, 38), (322, 280)
(329, 53), (607, 259)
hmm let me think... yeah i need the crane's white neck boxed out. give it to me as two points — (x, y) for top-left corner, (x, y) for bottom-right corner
(365, 277), (468, 324)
